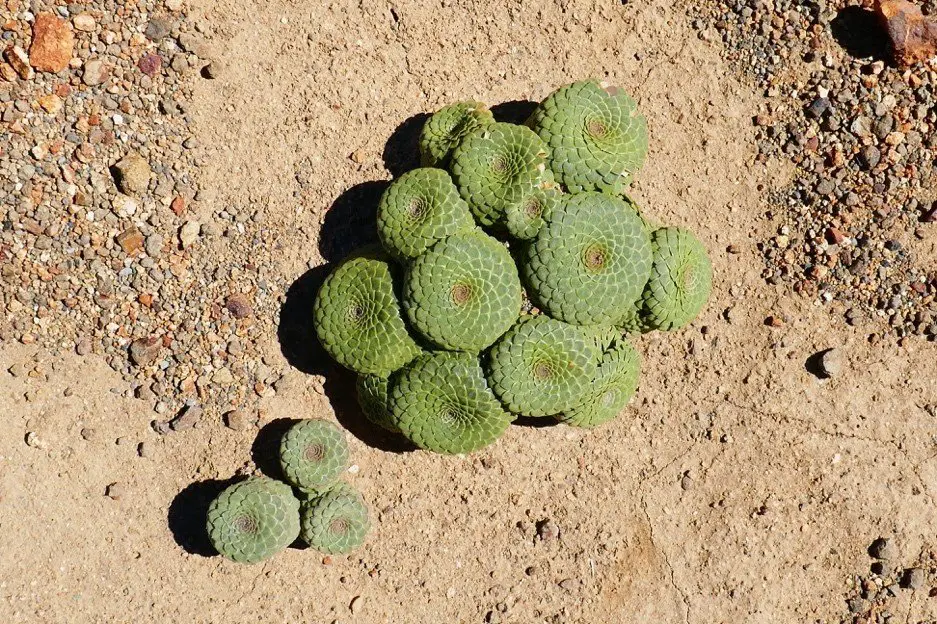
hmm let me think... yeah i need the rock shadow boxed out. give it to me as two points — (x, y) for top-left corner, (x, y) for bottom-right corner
(805, 349), (834, 380)
(383, 112), (430, 178)
(491, 99), (538, 125)
(830, 6), (889, 60)
(325, 367), (416, 453)
(168, 477), (239, 557)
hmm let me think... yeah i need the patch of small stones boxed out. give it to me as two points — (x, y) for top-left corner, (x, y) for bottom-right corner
(839, 537), (935, 623)
(685, 0), (937, 342)
(0, 2), (280, 423)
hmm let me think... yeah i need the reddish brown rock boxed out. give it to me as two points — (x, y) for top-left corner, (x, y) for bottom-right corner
(170, 196), (186, 215)
(825, 227), (846, 245)
(4, 45), (33, 80)
(129, 336), (161, 366)
(877, 0), (937, 66)
(29, 13), (74, 73)
(225, 293), (254, 319)
(138, 53), (161, 77)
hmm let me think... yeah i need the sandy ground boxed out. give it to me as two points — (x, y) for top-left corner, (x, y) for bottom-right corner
(3, 0), (937, 622)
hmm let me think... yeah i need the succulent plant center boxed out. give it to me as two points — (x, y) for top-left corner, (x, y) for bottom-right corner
(234, 514), (259, 534)
(304, 443), (326, 462)
(583, 243), (608, 271)
(450, 282), (474, 306)
(329, 517), (350, 535)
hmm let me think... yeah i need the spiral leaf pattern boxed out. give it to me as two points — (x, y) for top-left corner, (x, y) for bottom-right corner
(419, 101), (494, 167)
(390, 352), (513, 454)
(313, 249), (421, 375)
(206, 477), (301, 564)
(300, 483), (370, 554)
(450, 122), (552, 227)
(403, 230), (521, 352)
(279, 419), (349, 493)
(522, 192), (652, 326)
(528, 79), (648, 194)
(377, 168), (475, 260)
(558, 338), (641, 428)
(486, 315), (599, 417)
(640, 227), (713, 331)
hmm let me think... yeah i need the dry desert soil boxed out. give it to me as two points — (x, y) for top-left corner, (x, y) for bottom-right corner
(2, 0), (937, 623)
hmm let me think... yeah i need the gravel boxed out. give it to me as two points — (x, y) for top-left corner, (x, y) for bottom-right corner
(0, 4), (284, 427)
(686, 0), (937, 342)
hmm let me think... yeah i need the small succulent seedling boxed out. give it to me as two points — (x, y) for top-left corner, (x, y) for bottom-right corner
(300, 482), (371, 554)
(279, 419), (349, 494)
(206, 477), (301, 564)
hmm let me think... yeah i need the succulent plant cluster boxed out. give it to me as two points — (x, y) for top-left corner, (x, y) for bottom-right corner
(314, 79), (713, 455)
(206, 419), (370, 563)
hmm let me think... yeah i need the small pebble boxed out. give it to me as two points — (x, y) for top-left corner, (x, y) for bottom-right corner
(105, 482), (125, 499)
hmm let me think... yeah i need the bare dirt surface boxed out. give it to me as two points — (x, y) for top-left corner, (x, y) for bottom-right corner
(3, 1), (937, 623)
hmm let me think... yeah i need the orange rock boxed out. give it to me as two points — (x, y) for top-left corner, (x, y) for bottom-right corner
(170, 196), (186, 215)
(38, 93), (62, 114)
(877, 0), (937, 66)
(116, 226), (144, 254)
(4, 45), (32, 79)
(29, 13), (74, 73)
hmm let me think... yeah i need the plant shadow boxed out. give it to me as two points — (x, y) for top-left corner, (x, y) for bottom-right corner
(167, 477), (239, 557)
(326, 367), (417, 453)
(317, 181), (386, 263)
(513, 416), (560, 429)
(383, 112), (429, 178)
(491, 99), (538, 125)
(251, 417), (302, 481)
(830, 6), (889, 61)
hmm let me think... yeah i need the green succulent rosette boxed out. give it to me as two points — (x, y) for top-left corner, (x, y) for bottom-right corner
(206, 477), (301, 564)
(390, 352), (513, 454)
(522, 192), (652, 326)
(528, 79), (648, 194)
(279, 419), (349, 493)
(419, 101), (494, 168)
(300, 482), (370, 554)
(639, 227), (712, 331)
(403, 230), (521, 352)
(450, 122), (552, 227)
(376, 168), (475, 261)
(313, 249), (421, 375)
(558, 338), (641, 428)
(486, 315), (599, 417)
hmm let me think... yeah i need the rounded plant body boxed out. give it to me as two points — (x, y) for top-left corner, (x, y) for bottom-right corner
(528, 79), (648, 195)
(504, 187), (560, 241)
(618, 300), (648, 335)
(279, 419), (349, 493)
(559, 339), (641, 428)
(585, 324), (621, 357)
(403, 230), (521, 352)
(522, 192), (652, 326)
(356, 374), (399, 433)
(419, 101), (494, 168)
(300, 483), (370, 554)
(376, 168), (475, 260)
(450, 122), (552, 227)
(389, 352), (513, 454)
(640, 227), (713, 331)
(313, 249), (421, 375)
(206, 476), (301, 564)
(486, 315), (599, 417)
